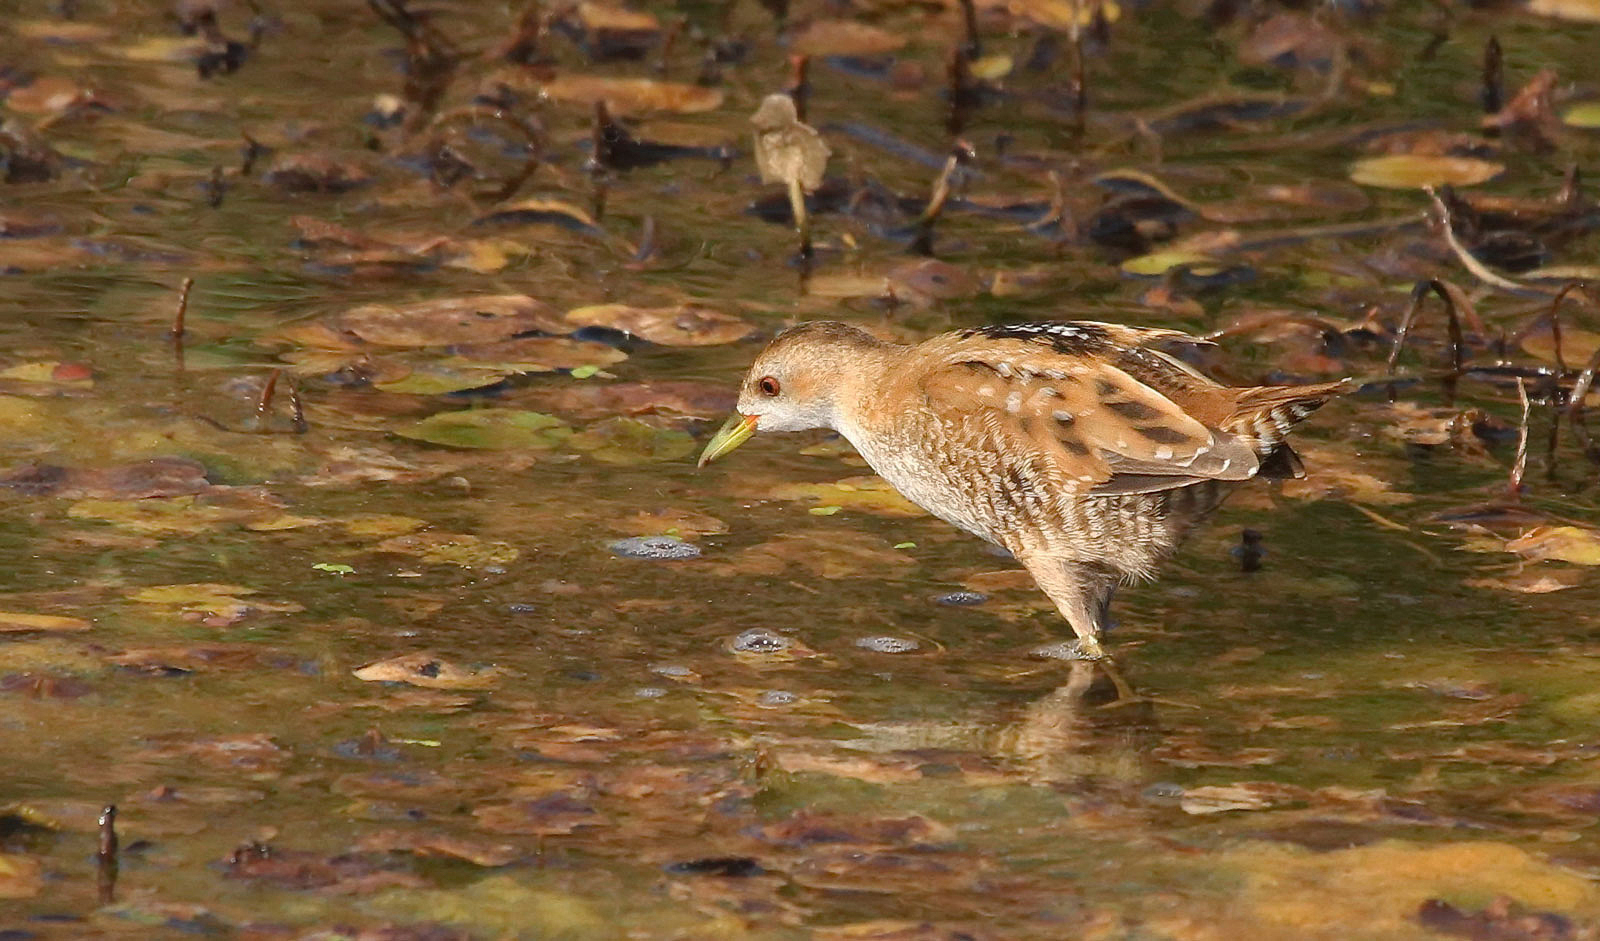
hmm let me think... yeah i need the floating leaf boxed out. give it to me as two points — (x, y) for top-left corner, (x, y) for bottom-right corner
(766, 476), (926, 517)
(1527, 0), (1600, 22)
(335, 295), (561, 348)
(374, 366), (511, 395)
(0, 612), (91, 633)
(395, 410), (571, 450)
(1348, 155), (1503, 189)
(564, 304), (753, 346)
(536, 76), (723, 115)
(566, 418), (694, 464)
(1562, 102), (1600, 128)
(375, 533), (520, 568)
(1505, 526), (1600, 566)
(789, 20), (906, 56)
(1121, 249), (1222, 276)
(1520, 323), (1600, 365)
(0, 854), (43, 899)
(0, 361), (93, 387)
(68, 497), (231, 534)
(345, 515), (427, 537)
(354, 652), (507, 689)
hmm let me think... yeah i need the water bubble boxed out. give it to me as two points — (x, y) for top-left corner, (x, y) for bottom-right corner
(505, 603), (538, 614)
(651, 664), (695, 678)
(635, 687), (668, 699)
(935, 590), (988, 606)
(730, 628), (792, 654)
(758, 690), (798, 706)
(855, 635), (919, 654)
(610, 536), (702, 560)
(1142, 782), (1185, 805)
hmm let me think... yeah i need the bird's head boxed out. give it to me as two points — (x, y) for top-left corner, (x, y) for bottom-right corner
(698, 321), (888, 467)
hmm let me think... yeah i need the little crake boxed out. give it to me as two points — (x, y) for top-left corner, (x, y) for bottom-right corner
(699, 320), (1350, 660)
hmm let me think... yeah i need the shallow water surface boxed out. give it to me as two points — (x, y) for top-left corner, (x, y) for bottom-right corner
(3, 0), (1600, 938)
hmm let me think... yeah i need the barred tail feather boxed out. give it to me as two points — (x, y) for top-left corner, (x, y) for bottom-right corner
(1225, 379), (1352, 455)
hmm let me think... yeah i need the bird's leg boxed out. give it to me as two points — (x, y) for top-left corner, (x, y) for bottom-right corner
(1021, 557), (1118, 661)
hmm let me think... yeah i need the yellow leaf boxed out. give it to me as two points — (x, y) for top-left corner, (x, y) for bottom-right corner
(0, 612), (91, 633)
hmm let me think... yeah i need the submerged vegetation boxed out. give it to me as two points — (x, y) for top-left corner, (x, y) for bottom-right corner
(3, 0), (1600, 937)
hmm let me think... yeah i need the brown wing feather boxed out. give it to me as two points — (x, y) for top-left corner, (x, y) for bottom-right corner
(914, 333), (1260, 494)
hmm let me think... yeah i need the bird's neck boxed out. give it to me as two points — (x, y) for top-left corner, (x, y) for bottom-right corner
(828, 341), (908, 441)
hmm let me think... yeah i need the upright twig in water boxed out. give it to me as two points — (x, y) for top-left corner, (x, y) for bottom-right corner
(171, 277), (194, 370)
(1481, 36), (1503, 129)
(1566, 345), (1600, 467)
(1387, 279), (1466, 405)
(256, 369), (282, 427)
(956, 0), (981, 60)
(1070, 0), (1086, 136)
(786, 55), (810, 124)
(287, 376), (308, 433)
(1425, 185), (1548, 297)
(96, 804), (118, 903)
(367, 0), (461, 137)
(946, 47), (978, 137)
(1510, 378), (1530, 497)
(911, 140), (974, 256)
(171, 277), (194, 342)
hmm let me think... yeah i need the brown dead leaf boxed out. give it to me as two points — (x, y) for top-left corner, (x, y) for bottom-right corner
(564, 304), (753, 346)
(263, 152), (373, 193)
(0, 457), (209, 499)
(607, 508), (727, 538)
(0, 854), (43, 899)
(356, 830), (522, 867)
(789, 20), (907, 56)
(529, 380), (736, 420)
(757, 810), (952, 848)
(472, 793), (608, 835)
(334, 295), (562, 348)
(705, 529), (915, 579)
(353, 652), (508, 690)
(223, 842), (424, 894)
(535, 75), (724, 115)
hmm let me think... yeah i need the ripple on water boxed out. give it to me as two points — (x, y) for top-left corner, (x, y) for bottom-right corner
(609, 536), (702, 560)
(730, 628), (793, 654)
(855, 635), (920, 653)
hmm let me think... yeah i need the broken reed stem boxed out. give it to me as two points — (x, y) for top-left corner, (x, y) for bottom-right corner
(911, 141), (972, 256)
(1386, 279), (1464, 405)
(287, 376), (307, 433)
(655, 17), (681, 77)
(786, 55), (810, 124)
(957, 0), (981, 60)
(1482, 36), (1503, 122)
(1538, 279), (1591, 376)
(257, 369), (282, 424)
(1425, 185), (1547, 298)
(1566, 345), (1600, 467)
(171, 277), (194, 345)
(1070, 3), (1086, 136)
(1511, 377), (1530, 497)
(787, 176), (812, 260)
(96, 804), (118, 904)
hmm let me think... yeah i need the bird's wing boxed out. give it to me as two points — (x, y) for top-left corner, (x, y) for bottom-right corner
(915, 329), (1259, 495)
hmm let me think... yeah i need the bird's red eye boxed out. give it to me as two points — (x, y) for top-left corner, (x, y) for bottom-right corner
(758, 376), (781, 396)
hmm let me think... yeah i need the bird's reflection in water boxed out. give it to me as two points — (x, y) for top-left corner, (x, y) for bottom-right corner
(996, 661), (1161, 787)
(849, 475), (1244, 784)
